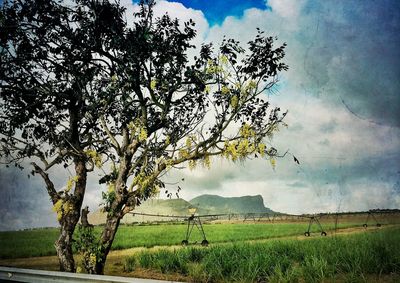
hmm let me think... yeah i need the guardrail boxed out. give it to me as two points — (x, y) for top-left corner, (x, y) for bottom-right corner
(0, 266), (178, 283)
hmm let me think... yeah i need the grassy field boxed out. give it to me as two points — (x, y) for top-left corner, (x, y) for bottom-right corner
(0, 219), (399, 282)
(0, 228), (59, 259)
(0, 221), (365, 259)
(124, 227), (400, 282)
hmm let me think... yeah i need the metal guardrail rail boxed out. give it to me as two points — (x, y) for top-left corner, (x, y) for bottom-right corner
(0, 266), (179, 283)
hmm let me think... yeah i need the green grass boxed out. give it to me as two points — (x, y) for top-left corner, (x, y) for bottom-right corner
(113, 221), (362, 250)
(0, 228), (59, 259)
(125, 227), (400, 282)
(0, 221), (372, 259)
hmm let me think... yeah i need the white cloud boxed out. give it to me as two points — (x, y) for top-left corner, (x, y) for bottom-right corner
(120, 0), (209, 48)
(160, 0), (400, 215)
(267, 0), (306, 19)
(154, 1), (209, 40)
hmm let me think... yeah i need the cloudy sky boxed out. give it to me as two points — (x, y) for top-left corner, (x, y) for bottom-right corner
(1, 0), (399, 230)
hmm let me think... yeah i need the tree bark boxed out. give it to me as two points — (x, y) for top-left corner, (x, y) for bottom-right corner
(55, 158), (87, 272)
(95, 154), (131, 275)
(95, 213), (122, 274)
(55, 216), (78, 272)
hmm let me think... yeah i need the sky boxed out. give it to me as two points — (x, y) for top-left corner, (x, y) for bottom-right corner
(1, 0), (399, 230)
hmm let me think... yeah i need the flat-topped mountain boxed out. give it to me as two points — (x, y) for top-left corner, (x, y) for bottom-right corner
(88, 194), (275, 224)
(189, 194), (274, 214)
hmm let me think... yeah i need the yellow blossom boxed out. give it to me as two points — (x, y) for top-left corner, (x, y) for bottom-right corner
(220, 55), (228, 65)
(258, 143), (266, 157)
(223, 141), (239, 161)
(248, 143), (255, 153)
(185, 136), (192, 150)
(188, 160), (196, 170)
(203, 155), (211, 169)
(89, 253), (97, 265)
(270, 158), (276, 170)
(132, 172), (151, 191)
(150, 80), (156, 90)
(107, 183), (115, 193)
(247, 80), (257, 90)
(165, 135), (170, 145)
(206, 59), (223, 74)
(84, 150), (102, 168)
(239, 123), (255, 139)
(63, 201), (73, 215)
(53, 199), (63, 213)
(179, 149), (190, 159)
(230, 95), (238, 109)
(151, 185), (160, 196)
(52, 199), (73, 221)
(165, 159), (173, 170)
(128, 121), (136, 131)
(65, 176), (78, 193)
(139, 128), (147, 142)
(221, 85), (230, 95)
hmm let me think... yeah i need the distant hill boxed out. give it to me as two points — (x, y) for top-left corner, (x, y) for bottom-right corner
(130, 198), (193, 215)
(88, 194), (275, 225)
(189, 194), (274, 214)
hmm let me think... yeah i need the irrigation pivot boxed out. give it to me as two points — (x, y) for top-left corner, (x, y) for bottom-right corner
(128, 209), (227, 246)
(362, 209), (393, 228)
(182, 208), (208, 246)
(182, 207), (228, 246)
(127, 209), (400, 242)
(303, 214), (327, 237)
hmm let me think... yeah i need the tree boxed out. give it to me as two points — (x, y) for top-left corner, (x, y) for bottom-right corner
(0, 0), (126, 272)
(0, 0), (289, 275)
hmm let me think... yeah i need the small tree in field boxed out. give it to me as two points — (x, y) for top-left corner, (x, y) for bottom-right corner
(0, 0), (289, 274)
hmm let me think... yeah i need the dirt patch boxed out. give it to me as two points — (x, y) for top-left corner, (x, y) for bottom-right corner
(0, 255), (60, 272)
(119, 267), (188, 282)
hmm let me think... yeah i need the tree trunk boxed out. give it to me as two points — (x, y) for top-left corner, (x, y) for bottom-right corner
(95, 153), (131, 274)
(55, 158), (87, 272)
(55, 217), (78, 272)
(95, 213), (122, 274)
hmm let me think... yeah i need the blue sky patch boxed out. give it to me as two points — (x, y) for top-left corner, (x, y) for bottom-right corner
(164, 0), (269, 25)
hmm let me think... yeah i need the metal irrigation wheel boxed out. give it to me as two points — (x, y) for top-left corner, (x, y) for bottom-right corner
(321, 231), (327, 236)
(181, 240), (189, 246)
(201, 239), (209, 246)
(304, 231), (310, 237)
